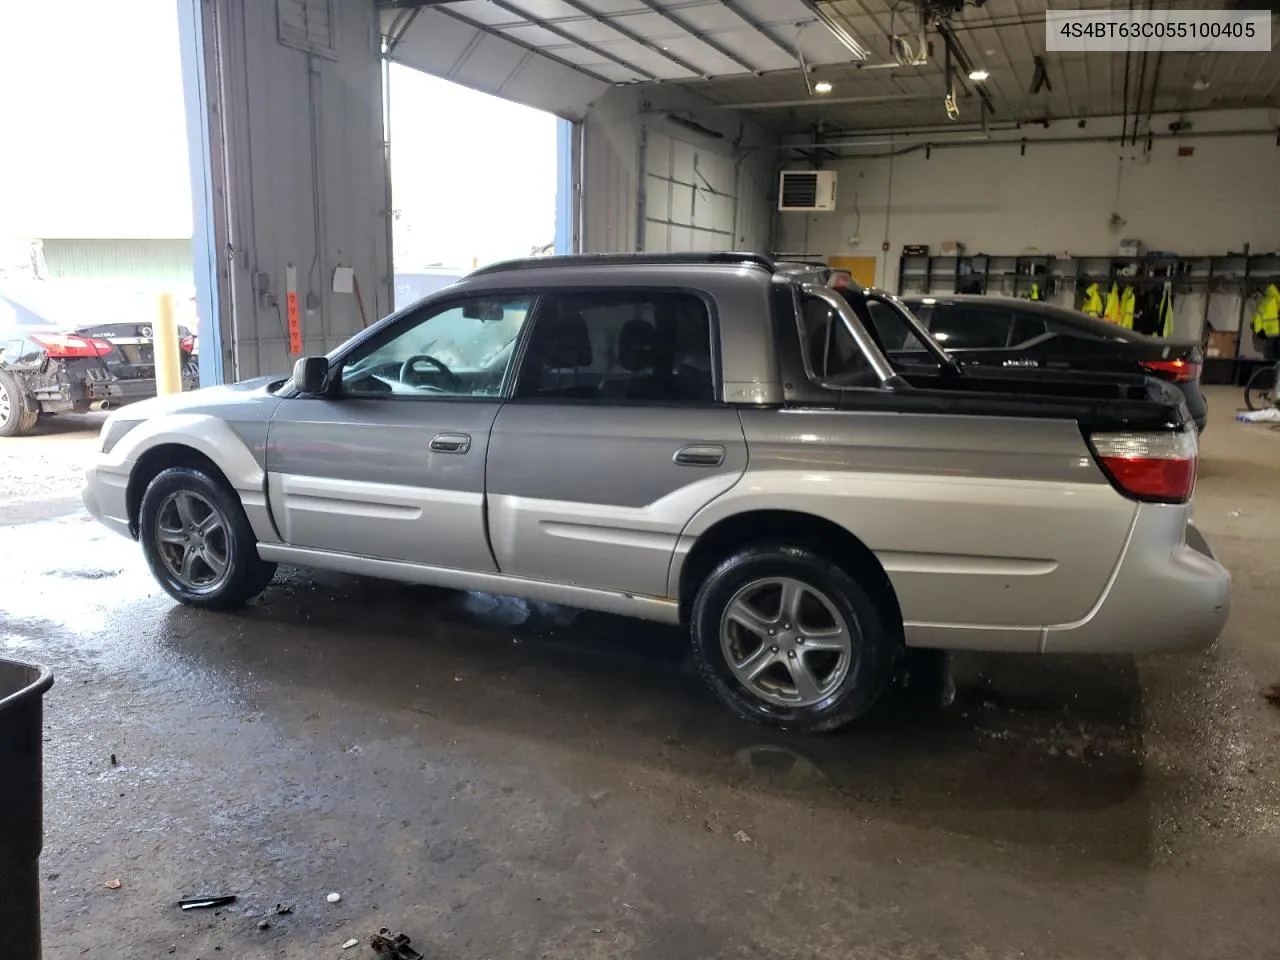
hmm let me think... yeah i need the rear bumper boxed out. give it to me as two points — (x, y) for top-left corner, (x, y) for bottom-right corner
(1180, 383), (1208, 432)
(30, 361), (198, 413)
(1041, 502), (1230, 654)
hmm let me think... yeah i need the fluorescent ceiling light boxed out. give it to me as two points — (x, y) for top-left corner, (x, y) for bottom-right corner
(814, 81), (833, 94)
(968, 69), (990, 81)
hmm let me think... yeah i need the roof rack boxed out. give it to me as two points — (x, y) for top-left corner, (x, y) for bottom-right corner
(468, 252), (778, 277)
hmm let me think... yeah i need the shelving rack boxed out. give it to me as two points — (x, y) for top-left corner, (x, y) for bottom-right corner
(896, 250), (1280, 384)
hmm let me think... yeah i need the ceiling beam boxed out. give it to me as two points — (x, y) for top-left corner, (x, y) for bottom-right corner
(724, 92), (937, 110)
(487, 0), (658, 81)
(718, 0), (802, 62)
(418, 5), (616, 86)
(798, 0), (870, 59)
(552, 0), (709, 78)
(628, 0), (763, 75)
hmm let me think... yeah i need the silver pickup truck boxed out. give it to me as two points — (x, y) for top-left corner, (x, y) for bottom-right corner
(83, 254), (1229, 731)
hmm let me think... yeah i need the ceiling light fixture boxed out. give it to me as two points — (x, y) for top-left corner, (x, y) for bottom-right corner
(968, 69), (990, 81)
(814, 81), (834, 94)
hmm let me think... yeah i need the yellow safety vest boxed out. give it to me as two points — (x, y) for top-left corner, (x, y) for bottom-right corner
(1082, 282), (1103, 317)
(1119, 287), (1135, 330)
(1252, 283), (1280, 337)
(1157, 285), (1174, 338)
(1023, 282), (1041, 301)
(1103, 283), (1121, 324)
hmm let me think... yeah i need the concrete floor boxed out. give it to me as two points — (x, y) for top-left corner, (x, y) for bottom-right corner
(2, 388), (1278, 959)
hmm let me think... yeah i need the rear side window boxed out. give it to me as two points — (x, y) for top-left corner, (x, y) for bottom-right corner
(1010, 313), (1048, 346)
(867, 300), (928, 352)
(928, 305), (1013, 349)
(514, 290), (715, 404)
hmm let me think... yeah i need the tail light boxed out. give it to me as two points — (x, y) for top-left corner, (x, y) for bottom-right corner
(180, 335), (196, 353)
(30, 333), (113, 358)
(1089, 429), (1197, 503)
(1141, 358), (1202, 382)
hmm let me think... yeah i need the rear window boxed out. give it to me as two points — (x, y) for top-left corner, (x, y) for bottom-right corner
(905, 298), (1146, 345)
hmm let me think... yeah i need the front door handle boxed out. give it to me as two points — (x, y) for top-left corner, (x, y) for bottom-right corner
(429, 433), (472, 454)
(674, 444), (725, 467)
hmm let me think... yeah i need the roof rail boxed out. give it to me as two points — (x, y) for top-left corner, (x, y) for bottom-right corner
(468, 251), (778, 277)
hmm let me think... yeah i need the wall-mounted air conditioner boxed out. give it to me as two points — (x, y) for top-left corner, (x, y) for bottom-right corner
(778, 170), (837, 212)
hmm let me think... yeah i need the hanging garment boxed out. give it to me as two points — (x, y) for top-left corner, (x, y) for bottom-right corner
(1119, 287), (1135, 330)
(1157, 283), (1175, 338)
(1103, 283), (1121, 323)
(1021, 282), (1041, 301)
(1081, 282), (1103, 317)
(1252, 283), (1280, 338)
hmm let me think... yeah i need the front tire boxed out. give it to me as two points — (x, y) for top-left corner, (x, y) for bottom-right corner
(689, 543), (899, 733)
(0, 370), (39, 437)
(139, 467), (277, 609)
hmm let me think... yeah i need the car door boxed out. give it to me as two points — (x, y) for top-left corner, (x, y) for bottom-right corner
(265, 293), (535, 571)
(484, 288), (747, 598)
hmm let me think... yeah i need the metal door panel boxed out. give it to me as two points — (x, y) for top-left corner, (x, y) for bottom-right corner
(266, 397), (499, 571)
(485, 404), (747, 596)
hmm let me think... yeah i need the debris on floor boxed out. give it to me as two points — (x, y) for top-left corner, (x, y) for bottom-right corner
(1235, 407), (1280, 422)
(342, 938), (360, 950)
(327, 891), (342, 903)
(104, 878), (122, 890)
(178, 895), (237, 911)
(733, 830), (752, 844)
(370, 928), (425, 959)
(273, 903), (294, 916)
(1264, 684), (1280, 708)
(257, 920), (270, 931)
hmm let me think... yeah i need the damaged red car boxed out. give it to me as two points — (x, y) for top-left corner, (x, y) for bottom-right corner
(0, 291), (199, 437)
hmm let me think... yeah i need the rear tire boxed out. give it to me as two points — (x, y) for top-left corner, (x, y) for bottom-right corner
(0, 370), (39, 437)
(139, 467), (277, 609)
(1244, 366), (1275, 411)
(689, 543), (899, 733)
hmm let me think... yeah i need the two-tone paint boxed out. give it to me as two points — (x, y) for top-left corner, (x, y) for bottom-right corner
(83, 259), (1230, 656)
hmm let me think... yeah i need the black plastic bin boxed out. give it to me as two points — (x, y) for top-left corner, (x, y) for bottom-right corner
(0, 658), (54, 960)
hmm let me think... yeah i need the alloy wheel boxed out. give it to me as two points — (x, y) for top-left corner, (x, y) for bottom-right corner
(154, 490), (231, 590)
(719, 576), (854, 707)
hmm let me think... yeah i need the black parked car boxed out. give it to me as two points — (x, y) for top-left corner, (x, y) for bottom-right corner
(867, 293), (1208, 432)
(0, 292), (199, 437)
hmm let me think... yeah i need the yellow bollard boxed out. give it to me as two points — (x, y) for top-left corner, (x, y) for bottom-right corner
(153, 293), (182, 396)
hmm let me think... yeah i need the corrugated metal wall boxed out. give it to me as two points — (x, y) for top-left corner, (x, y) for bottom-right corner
(580, 87), (777, 255)
(197, 0), (389, 381)
(41, 238), (195, 284)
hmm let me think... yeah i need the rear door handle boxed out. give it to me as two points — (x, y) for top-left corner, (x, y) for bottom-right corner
(674, 444), (725, 467)
(429, 433), (472, 454)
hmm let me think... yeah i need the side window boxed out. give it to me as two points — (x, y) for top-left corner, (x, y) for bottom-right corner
(800, 294), (876, 383)
(338, 296), (533, 399)
(1009, 313), (1048, 346)
(867, 300), (928, 352)
(514, 291), (716, 404)
(928, 306), (1013, 349)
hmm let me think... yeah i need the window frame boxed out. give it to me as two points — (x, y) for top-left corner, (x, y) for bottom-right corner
(506, 285), (726, 408)
(320, 291), (544, 404)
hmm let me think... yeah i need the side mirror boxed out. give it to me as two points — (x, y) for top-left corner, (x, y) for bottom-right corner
(292, 356), (330, 395)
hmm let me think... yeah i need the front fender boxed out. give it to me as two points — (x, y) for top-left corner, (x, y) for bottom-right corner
(106, 414), (279, 543)
(111, 414), (266, 493)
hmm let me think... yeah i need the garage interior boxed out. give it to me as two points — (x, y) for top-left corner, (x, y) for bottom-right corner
(3, 0), (1280, 957)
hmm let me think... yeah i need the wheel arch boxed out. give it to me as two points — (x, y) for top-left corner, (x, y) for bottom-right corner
(126, 445), (236, 537)
(673, 509), (904, 633)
